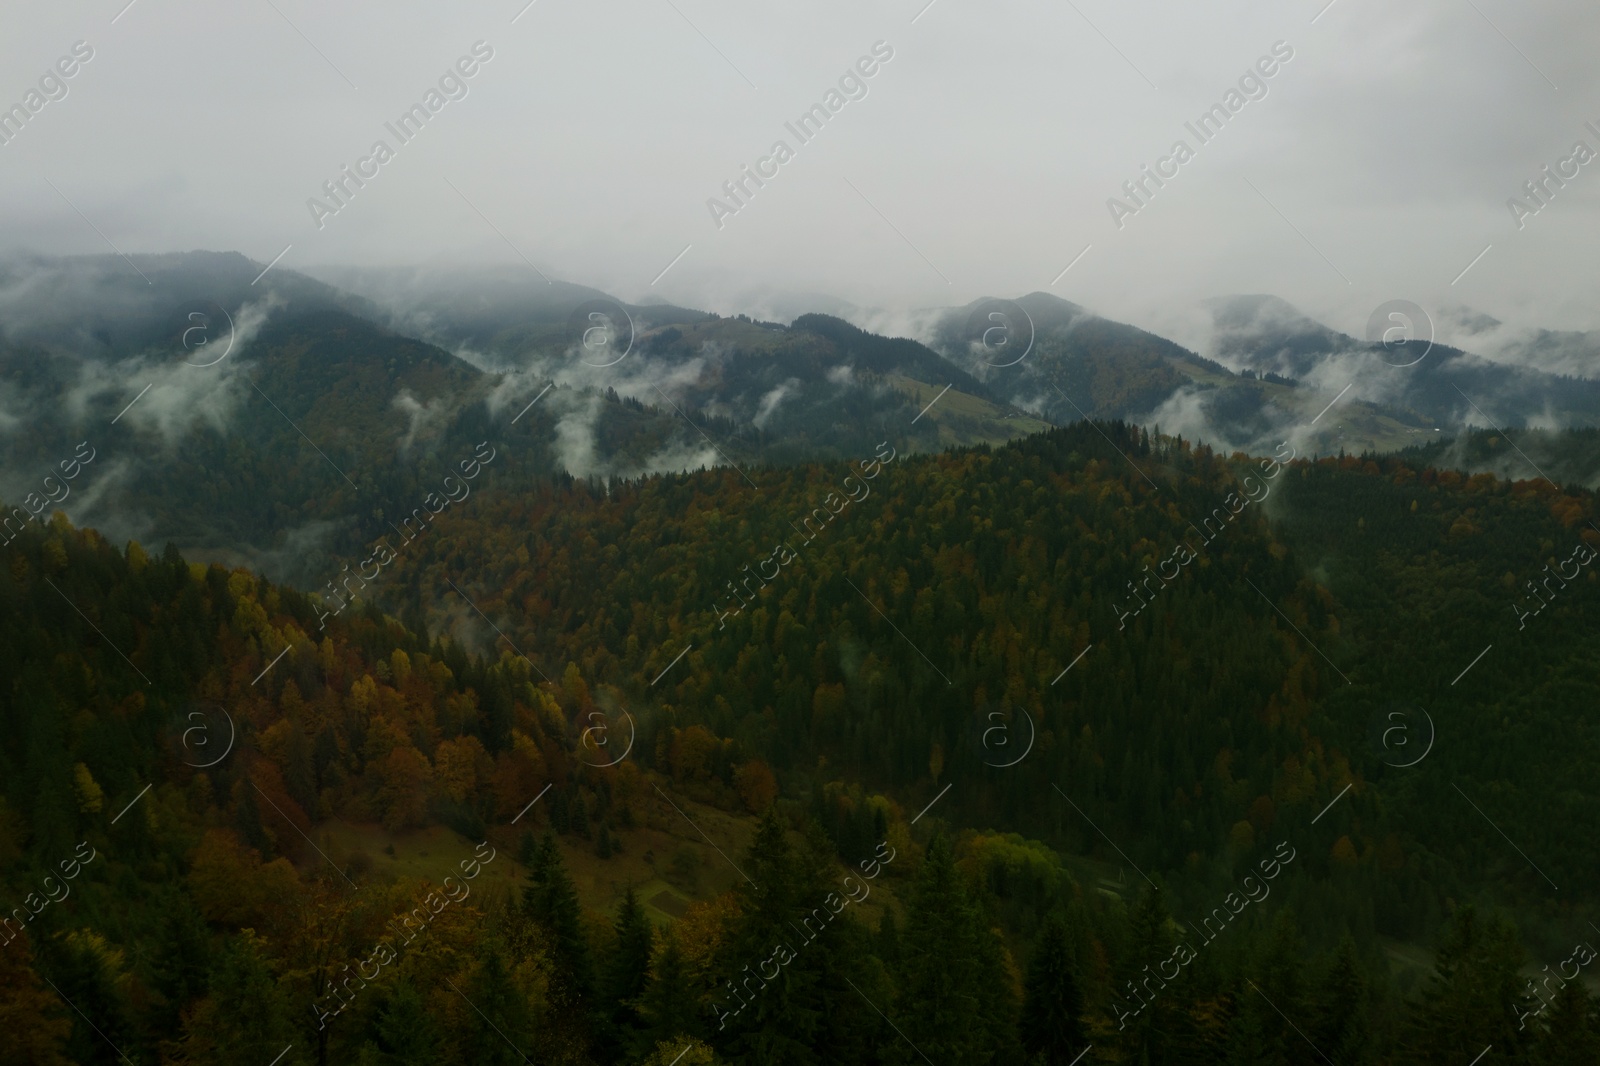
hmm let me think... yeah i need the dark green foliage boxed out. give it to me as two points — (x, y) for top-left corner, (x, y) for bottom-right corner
(1309, 937), (1370, 1065)
(1532, 978), (1600, 1066)
(1401, 906), (1533, 1065)
(601, 887), (654, 1054)
(635, 937), (701, 1055)
(195, 934), (297, 1064)
(714, 810), (825, 1066)
(462, 947), (535, 1066)
(892, 836), (1018, 1065)
(370, 980), (445, 1065)
(3, 378), (1600, 1065)
(522, 832), (596, 1010)
(1019, 914), (1087, 1064)
(1228, 910), (1310, 1066)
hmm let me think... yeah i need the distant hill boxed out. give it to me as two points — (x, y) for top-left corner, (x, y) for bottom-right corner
(0, 253), (1051, 588)
(1201, 293), (1600, 434)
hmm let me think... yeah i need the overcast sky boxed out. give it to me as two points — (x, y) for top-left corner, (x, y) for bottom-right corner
(3, 0), (1598, 345)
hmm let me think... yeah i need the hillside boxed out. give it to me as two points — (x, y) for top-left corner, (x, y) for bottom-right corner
(5, 421), (1600, 1061)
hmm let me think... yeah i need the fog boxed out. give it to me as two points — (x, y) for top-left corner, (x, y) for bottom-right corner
(1, 0), (1597, 347)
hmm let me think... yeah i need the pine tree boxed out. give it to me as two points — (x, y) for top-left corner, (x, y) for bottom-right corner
(1401, 906), (1533, 1065)
(1020, 914), (1088, 1064)
(1229, 909), (1309, 1066)
(1532, 977), (1600, 1066)
(795, 816), (894, 1066)
(636, 935), (702, 1056)
(234, 778), (271, 854)
(892, 836), (1017, 1065)
(714, 809), (823, 1066)
(1309, 936), (1370, 1065)
(171, 933), (296, 1064)
(372, 980), (444, 1065)
(517, 829), (536, 867)
(463, 947), (534, 1066)
(148, 888), (212, 1041)
(602, 886), (655, 1054)
(522, 832), (596, 1011)
(1112, 884), (1176, 1062)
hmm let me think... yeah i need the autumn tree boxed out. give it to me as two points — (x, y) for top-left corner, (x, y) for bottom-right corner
(0, 930), (71, 1066)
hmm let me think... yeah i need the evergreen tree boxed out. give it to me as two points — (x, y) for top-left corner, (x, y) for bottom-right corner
(170, 933), (297, 1064)
(1309, 936), (1370, 1065)
(1112, 884), (1176, 1062)
(0, 930), (72, 1066)
(40, 930), (139, 1066)
(517, 829), (536, 867)
(1020, 914), (1088, 1064)
(147, 889), (212, 1041)
(372, 980), (444, 1066)
(1532, 977), (1600, 1066)
(602, 886), (655, 1055)
(1401, 906), (1533, 1065)
(892, 836), (1018, 1065)
(636, 935), (703, 1056)
(1229, 909), (1310, 1066)
(714, 809), (823, 1066)
(234, 778), (271, 854)
(798, 815), (893, 1066)
(462, 947), (534, 1066)
(522, 831), (596, 1010)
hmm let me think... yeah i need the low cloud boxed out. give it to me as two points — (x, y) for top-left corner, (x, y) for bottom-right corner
(60, 293), (283, 447)
(753, 379), (798, 429)
(393, 387), (452, 454)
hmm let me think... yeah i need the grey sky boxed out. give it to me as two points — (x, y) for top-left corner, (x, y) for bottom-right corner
(2, 0), (1597, 347)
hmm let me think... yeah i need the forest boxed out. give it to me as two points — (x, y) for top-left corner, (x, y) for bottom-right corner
(2, 421), (1600, 1063)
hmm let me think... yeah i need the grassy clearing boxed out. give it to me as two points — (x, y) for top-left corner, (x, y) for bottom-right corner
(889, 375), (1054, 447)
(304, 789), (767, 925)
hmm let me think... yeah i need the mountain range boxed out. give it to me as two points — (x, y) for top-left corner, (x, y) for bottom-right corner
(6, 252), (1599, 593)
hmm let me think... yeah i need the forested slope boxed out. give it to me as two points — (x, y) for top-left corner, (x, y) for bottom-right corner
(5, 424), (1600, 1063)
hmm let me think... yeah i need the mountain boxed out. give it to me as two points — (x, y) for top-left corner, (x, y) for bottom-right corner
(0, 254), (1054, 590)
(923, 291), (1440, 458)
(1201, 293), (1600, 436)
(316, 264), (1054, 458)
(929, 290), (1600, 462)
(1438, 303), (1600, 380)
(365, 415), (1600, 925)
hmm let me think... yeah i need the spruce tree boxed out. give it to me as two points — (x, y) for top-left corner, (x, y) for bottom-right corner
(148, 887), (211, 1040)
(174, 933), (295, 1064)
(463, 947), (534, 1066)
(714, 809), (823, 1066)
(1113, 884), (1175, 1062)
(1532, 976), (1600, 1066)
(636, 935), (702, 1057)
(1401, 906), (1533, 1065)
(602, 886), (655, 1054)
(1309, 936), (1370, 1065)
(522, 831), (597, 1039)
(1229, 909), (1309, 1066)
(893, 836), (1017, 1065)
(373, 980), (444, 1066)
(1020, 914), (1088, 1064)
